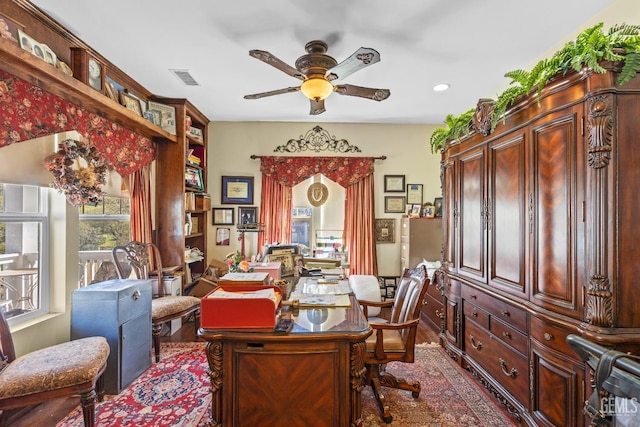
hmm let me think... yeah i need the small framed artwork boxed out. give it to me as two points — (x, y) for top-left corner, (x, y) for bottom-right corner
(119, 92), (142, 116)
(0, 14), (24, 45)
(384, 175), (405, 192)
(212, 208), (234, 225)
(406, 184), (423, 205)
(375, 218), (395, 243)
(422, 205), (435, 218)
(410, 204), (421, 216)
(385, 196), (405, 213)
(434, 197), (443, 217)
(185, 166), (204, 190)
(216, 227), (230, 246)
(221, 176), (254, 205)
(267, 253), (295, 277)
(238, 206), (258, 228)
(17, 29), (37, 55)
(147, 101), (177, 135)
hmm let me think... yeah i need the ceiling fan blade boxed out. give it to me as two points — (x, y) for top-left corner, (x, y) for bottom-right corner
(334, 84), (390, 101)
(325, 47), (381, 81)
(244, 86), (300, 99)
(249, 50), (305, 80)
(309, 98), (326, 115)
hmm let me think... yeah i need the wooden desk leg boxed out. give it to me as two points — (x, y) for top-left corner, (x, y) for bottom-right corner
(205, 341), (223, 427)
(350, 341), (367, 427)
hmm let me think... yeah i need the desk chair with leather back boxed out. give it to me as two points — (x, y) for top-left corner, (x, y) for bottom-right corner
(112, 241), (200, 363)
(0, 310), (109, 427)
(357, 265), (430, 423)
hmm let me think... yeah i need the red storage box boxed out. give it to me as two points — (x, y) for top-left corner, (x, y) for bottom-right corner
(200, 285), (283, 330)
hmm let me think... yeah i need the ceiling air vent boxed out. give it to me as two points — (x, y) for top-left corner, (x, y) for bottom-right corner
(170, 69), (199, 86)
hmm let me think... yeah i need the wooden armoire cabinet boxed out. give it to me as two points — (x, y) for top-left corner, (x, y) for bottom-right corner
(440, 62), (640, 426)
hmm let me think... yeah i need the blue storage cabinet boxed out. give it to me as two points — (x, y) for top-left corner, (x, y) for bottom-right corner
(71, 279), (152, 394)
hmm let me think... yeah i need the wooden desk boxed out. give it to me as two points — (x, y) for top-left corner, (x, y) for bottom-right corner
(199, 295), (371, 427)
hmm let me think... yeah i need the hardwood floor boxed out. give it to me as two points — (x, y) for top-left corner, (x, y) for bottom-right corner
(6, 312), (440, 426)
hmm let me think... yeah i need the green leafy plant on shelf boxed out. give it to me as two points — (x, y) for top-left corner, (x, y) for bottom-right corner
(429, 22), (640, 154)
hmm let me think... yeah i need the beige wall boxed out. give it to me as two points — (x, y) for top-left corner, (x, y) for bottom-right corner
(206, 121), (442, 276)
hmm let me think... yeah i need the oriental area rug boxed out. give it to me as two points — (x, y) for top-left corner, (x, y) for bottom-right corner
(57, 342), (517, 427)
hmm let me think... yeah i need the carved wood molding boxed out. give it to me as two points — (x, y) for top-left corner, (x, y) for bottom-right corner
(350, 341), (367, 427)
(585, 274), (614, 327)
(273, 125), (361, 153)
(205, 341), (223, 426)
(472, 98), (496, 137)
(587, 94), (614, 169)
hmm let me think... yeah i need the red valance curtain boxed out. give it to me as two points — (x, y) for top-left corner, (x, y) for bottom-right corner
(258, 156), (378, 275)
(0, 70), (155, 176)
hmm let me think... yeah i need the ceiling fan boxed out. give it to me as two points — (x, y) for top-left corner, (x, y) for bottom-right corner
(243, 40), (390, 115)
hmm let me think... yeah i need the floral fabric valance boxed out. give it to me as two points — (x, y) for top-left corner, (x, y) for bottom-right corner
(0, 69), (155, 176)
(259, 156), (375, 187)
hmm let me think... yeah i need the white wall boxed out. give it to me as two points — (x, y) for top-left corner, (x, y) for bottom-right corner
(206, 121), (442, 276)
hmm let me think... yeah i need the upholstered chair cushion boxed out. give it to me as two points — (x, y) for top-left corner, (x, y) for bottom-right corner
(0, 336), (109, 399)
(365, 328), (405, 354)
(151, 295), (201, 319)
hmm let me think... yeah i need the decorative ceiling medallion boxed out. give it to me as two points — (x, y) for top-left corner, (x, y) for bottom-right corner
(274, 126), (361, 153)
(307, 182), (329, 207)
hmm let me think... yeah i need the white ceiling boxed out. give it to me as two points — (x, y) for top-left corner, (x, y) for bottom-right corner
(32, 0), (613, 125)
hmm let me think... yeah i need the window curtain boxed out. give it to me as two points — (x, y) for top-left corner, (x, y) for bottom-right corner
(257, 174), (292, 250)
(0, 69), (156, 243)
(344, 173), (378, 275)
(127, 164), (153, 244)
(259, 156), (377, 275)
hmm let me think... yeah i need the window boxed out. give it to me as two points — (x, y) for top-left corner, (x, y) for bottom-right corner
(0, 184), (48, 322)
(78, 196), (130, 286)
(291, 207), (312, 252)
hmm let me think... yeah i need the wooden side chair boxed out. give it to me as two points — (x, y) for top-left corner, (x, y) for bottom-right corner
(0, 310), (109, 427)
(112, 241), (200, 363)
(357, 266), (430, 423)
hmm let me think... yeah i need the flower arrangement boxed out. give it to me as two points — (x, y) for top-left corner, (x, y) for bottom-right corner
(225, 250), (254, 273)
(43, 139), (107, 206)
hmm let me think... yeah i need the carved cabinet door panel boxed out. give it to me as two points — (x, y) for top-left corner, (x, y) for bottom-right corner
(442, 157), (457, 272)
(487, 132), (528, 297)
(457, 145), (487, 283)
(529, 105), (585, 318)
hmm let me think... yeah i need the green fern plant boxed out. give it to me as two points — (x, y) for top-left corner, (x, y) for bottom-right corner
(429, 22), (640, 153)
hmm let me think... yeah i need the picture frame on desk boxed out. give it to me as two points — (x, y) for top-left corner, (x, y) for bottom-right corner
(221, 176), (254, 205)
(384, 196), (405, 213)
(212, 208), (234, 225)
(266, 253), (294, 277)
(375, 218), (395, 243)
(384, 175), (405, 192)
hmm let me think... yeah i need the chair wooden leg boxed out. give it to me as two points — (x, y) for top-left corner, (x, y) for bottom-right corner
(96, 373), (106, 402)
(380, 369), (421, 398)
(367, 365), (393, 423)
(79, 388), (97, 427)
(152, 322), (163, 362)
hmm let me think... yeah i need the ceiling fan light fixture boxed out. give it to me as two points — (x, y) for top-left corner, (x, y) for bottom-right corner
(301, 77), (334, 100)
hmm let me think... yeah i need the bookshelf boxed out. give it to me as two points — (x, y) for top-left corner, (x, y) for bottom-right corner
(154, 98), (210, 290)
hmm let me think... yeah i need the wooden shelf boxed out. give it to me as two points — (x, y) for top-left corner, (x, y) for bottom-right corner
(0, 38), (177, 143)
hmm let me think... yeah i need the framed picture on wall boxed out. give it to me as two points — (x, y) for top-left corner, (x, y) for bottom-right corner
(221, 176), (254, 204)
(406, 184), (423, 205)
(212, 207), (234, 225)
(216, 227), (230, 246)
(238, 206), (258, 228)
(384, 175), (405, 192)
(385, 196), (405, 213)
(375, 218), (395, 243)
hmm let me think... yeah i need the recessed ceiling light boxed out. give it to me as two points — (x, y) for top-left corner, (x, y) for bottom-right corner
(433, 83), (450, 92)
